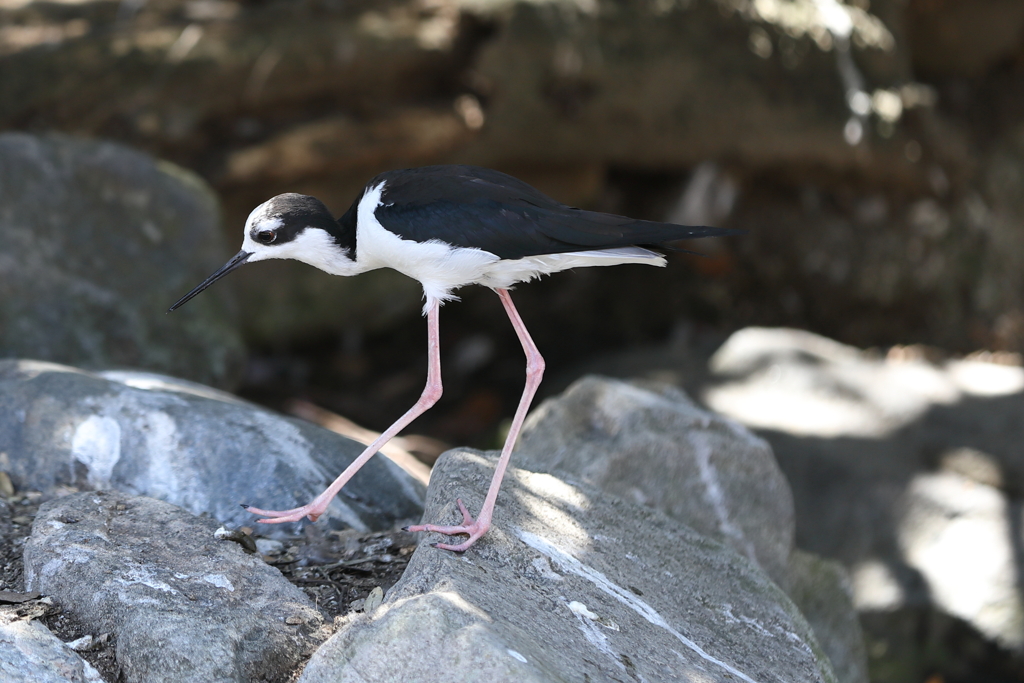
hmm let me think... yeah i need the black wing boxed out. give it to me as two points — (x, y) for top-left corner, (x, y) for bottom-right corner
(370, 165), (738, 260)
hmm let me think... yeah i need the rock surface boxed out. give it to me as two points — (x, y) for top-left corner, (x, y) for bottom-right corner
(0, 612), (103, 683)
(517, 375), (794, 583)
(0, 360), (425, 535)
(517, 375), (867, 683)
(300, 449), (838, 683)
(897, 470), (1024, 652)
(0, 133), (245, 388)
(23, 491), (328, 683)
(783, 550), (869, 683)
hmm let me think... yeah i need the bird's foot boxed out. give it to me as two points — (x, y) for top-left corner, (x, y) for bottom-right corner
(405, 498), (490, 552)
(242, 499), (328, 524)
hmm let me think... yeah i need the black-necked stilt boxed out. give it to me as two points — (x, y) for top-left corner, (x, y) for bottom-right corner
(170, 164), (738, 551)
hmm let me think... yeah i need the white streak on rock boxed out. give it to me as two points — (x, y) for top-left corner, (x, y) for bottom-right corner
(689, 431), (758, 564)
(72, 416), (122, 488)
(140, 411), (195, 506)
(570, 604), (628, 675)
(116, 565), (179, 595)
(203, 574), (235, 591)
(531, 556), (564, 581)
(520, 530), (760, 683)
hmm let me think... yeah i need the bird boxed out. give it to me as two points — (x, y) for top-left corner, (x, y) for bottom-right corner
(169, 164), (738, 552)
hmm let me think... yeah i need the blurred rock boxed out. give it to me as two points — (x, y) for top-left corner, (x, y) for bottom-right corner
(229, 261), (423, 348)
(0, 360), (425, 535)
(906, 0), (1024, 78)
(463, 0), (913, 176)
(976, 124), (1024, 351)
(723, 137), (1024, 354)
(702, 327), (1024, 565)
(0, 612), (103, 683)
(783, 550), (869, 683)
(705, 328), (960, 438)
(898, 470), (1024, 651)
(24, 491), (328, 683)
(223, 109), (477, 186)
(700, 326), (1024, 679)
(0, 133), (244, 388)
(301, 448), (837, 683)
(0, 0), (914, 180)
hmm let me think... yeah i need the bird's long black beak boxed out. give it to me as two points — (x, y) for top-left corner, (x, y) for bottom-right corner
(168, 250), (251, 312)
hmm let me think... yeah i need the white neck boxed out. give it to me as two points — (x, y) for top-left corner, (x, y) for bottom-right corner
(243, 228), (366, 276)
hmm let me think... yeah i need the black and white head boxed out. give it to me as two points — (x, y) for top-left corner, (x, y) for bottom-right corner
(169, 193), (357, 311)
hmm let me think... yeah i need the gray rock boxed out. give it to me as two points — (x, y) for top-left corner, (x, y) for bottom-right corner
(517, 375), (867, 683)
(23, 491), (328, 683)
(897, 470), (1024, 652)
(703, 327), (986, 439)
(702, 326), (1024, 675)
(906, 0), (1024, 77)
(465, 0), (909, 173)
(783, 550), (869, 683)
(0, 133), (244, 388)
(0, 360), (425, 535)
(0, 1), (911, 183)
(517, 375), (795, 584)
(703, 325), (1024, 563)
(300, 449), (837, 683)
(0, 613), (103, 683)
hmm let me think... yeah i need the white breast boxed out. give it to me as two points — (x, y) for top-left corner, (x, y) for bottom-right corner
(355, 182), (500, 303)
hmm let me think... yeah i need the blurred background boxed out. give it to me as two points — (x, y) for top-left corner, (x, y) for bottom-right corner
(2, 0), (1024, 680)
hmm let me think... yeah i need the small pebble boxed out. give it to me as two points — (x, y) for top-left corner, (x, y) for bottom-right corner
(0, 471), (14, 498)
(66, 635), (94, 651)
(214, 526), (258, 553)
(255, 538), (285, 556)
(364, 586), (384, 613)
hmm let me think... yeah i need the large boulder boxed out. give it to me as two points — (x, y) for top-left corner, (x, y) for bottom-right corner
(462, 0), (911, 174)
(517, 375), (794, 583)
(0, 359), (425, 535)
(517, 375), (867, 683)
(23, 491), (328, 683)
(300, 449), (838, 683)
(0, 133), (244, 388)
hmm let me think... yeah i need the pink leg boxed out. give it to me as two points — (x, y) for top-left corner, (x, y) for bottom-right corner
(245, 299), (443, 524)
(407, 288), (545, 551)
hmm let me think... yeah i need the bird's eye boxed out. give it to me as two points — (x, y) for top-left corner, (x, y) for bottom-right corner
(256, 230), (277, 245)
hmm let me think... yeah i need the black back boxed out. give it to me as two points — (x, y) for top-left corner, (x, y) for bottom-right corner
(359, 165), (737, 260)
